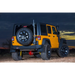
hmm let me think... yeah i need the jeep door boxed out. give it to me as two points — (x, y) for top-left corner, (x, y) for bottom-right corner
(47, 25), (59, 48)
(52, 26), (59, 48)
(46, 25), (54, 48)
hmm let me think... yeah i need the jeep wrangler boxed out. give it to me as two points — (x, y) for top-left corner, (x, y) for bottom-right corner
(10, 20), (69, 60)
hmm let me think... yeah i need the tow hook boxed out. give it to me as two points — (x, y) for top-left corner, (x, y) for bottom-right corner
(28, 51), (40, 55)
(29, 51), (33, 55)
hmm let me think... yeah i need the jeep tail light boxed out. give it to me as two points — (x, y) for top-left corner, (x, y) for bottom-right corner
(23, 26), (27, 27)
(37, 36), (41, 40)
(11, 37), (14, 41)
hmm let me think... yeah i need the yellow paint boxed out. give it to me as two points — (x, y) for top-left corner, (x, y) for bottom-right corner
(36, 24), (59, 48)
(12, 36), (35, 46)
(12, 36), (23, 46)
(12, 24), (59, 49)
(20, 51), (22, 56)
(46, 24), (59, 48)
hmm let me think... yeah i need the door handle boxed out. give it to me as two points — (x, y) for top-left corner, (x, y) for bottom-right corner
(53, 36), (55, 37)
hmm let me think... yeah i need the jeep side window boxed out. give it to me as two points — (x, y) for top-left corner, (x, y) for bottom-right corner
(47, 26), (51, 34)
(27, 25), (37, 35)
(40, 24), (47, 35)
(52, 27), (57, 34)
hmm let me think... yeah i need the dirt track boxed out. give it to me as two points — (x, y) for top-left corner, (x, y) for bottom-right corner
(0, 50), (75, 63)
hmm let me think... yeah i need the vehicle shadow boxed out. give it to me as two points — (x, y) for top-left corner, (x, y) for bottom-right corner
(23, 49), (75, 60)
(0, 49), (75, 61)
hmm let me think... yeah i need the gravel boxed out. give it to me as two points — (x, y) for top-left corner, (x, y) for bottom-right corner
(0, 50), (75, 63)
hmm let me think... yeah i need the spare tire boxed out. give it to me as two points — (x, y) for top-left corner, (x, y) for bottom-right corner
(16, 28), (33, 45)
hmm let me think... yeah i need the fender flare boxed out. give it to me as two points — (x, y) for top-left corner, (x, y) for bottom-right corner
(40, 38), (51, 52)
(59, 38), (67, 47)
(42, 38), (51, 47)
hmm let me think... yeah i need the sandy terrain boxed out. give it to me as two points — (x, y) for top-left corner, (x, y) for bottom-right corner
(0, 50), (75, 63)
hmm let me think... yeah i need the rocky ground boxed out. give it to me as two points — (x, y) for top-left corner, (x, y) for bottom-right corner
(0, 49), (75, 63)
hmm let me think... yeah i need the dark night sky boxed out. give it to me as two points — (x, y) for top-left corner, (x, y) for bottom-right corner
(0, 13), (75, 46)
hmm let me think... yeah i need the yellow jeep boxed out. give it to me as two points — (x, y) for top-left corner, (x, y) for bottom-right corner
(10, 20), (69, 60)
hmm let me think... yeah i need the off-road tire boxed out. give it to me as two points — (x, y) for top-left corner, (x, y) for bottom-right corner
(41, 42), (51, 60)
(12, 52), (23, 61)
(57, 44), (69, 57)
(16, 28), (33, 45)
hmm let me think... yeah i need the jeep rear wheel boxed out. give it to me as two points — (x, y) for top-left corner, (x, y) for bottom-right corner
(12, 51), (23, 61)
(41, 44), (51, 60)
(57, 44), (69, 57)
(16, 28), (33, 45)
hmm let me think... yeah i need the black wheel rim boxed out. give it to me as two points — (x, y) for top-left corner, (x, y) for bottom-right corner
(47, 46), (51, 59)
(60, 45), (69, 56)
(19, 30), (29, 42)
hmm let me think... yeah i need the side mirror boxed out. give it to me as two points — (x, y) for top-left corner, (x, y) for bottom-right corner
(57, 31), (60, 35)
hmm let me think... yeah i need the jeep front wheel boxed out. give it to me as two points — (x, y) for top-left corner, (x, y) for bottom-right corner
(57, 44), (69, 57)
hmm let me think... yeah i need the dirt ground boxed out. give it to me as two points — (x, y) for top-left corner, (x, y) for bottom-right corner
(0, 49), (75, 63)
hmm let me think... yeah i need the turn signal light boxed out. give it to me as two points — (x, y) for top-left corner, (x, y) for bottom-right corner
(29, 51), (33, 55)
(11, 37), (14, 41)
(37, 36), (41, 40)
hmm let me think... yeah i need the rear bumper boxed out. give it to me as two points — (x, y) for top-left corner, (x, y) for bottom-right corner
(10, 45), (42, 52)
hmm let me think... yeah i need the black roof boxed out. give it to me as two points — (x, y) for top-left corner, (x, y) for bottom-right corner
(14, 23), (59, 28)
(40, 23), (57, 27)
